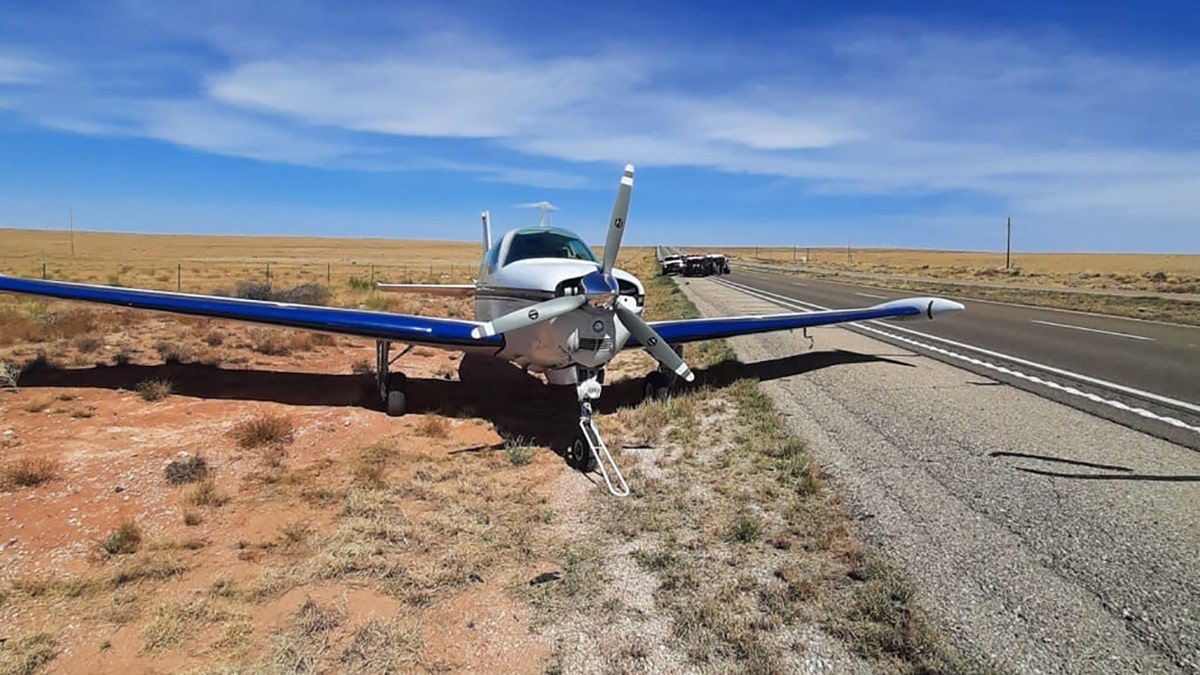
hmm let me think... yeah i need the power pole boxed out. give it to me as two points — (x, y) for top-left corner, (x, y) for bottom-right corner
(1005, 216), (1012, 269)
(68, 208), (75, 257)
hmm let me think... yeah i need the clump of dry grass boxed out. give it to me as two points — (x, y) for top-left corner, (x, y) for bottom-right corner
(102, 519), (143, 556)
(231, 413), (294, 449)
(351, 441), (398, 489)
(416, 414), (449, 438)
(182, 506), (203, 526)
(135, 378), (173, 401)
(350, 358), (373, 375)
(1, 456), (60, 490)
(504, 437), (535, 466)
(203, 329), (225, 347)
(71, 334), (102, 353)
(164, 454), (208, 485)
(247, 327), (292, 356)
(0, 632), (58, 674)
(153, 340), (193, 364)
(182, 477), (228, 508)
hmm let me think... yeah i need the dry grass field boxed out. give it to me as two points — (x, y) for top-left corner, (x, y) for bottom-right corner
(729, 247), (1200, 294)
(0, 228), (487, 295)
(725, 246), (1200, 324)
(0, 231), (977, 673)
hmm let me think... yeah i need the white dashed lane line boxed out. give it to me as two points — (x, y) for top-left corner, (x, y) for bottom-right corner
(1030, 319), (1154, 341)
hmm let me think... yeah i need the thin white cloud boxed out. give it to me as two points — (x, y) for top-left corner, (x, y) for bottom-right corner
(2, 12), (1198, 247)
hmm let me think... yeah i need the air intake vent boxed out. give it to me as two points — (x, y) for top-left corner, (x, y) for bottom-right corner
(579, 337), (614, 352)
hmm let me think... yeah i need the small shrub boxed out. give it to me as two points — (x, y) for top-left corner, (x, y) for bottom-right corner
(504, 437), (535, 466)
(72, 335), (102, 353)
(347, 276), (373, 291)
(350, 358), (373, 375)
(234, 280), (273, 300)
(182, 477), (228, 507)
(164, 454), (208, 485)
(102, 519), (142, 555)
(113, 349), (134, 366)
(247, 328), (291, 356)
(1, 456), (60, 490)
(204, 330), (225, 347)
(416, 414), (449, 438)
(231, 413), (294, 449)
(274, 283), (331, 305)
(729, 513), (763, 543)
(136, 378), (173, 401)
(154, 340), (193, 364)
(182, 507), (203, 526)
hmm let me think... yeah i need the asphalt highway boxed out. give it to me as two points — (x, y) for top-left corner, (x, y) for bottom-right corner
(716, 266), (1200, 449)
(682, 277), (1200, 673)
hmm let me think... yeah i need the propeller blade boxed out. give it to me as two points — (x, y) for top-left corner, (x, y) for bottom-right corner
(601, 164), (635, 275)
(472, 294), (586, 339)
(615, 303), (694, 382)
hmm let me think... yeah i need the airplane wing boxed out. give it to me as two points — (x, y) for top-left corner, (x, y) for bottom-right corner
(376, 283), (476, 296)
(0, 275), (503, 351)
(635, 298), (963, 345)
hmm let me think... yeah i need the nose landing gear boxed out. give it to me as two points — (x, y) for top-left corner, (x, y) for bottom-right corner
(571, 366), (629, 497)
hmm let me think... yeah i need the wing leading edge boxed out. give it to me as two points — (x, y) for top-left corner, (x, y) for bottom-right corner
(0, 275), (503, 350)
(634, 298), (963, 345)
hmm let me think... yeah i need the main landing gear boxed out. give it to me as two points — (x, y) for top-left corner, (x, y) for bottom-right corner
(643, 343), (684, 403)
(376, 340), (411, 417)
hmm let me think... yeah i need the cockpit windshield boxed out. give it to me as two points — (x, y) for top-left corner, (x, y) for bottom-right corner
(503, 228), (599, 266)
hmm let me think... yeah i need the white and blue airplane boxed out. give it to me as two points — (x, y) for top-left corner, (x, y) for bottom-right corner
(0, 164), (963, 495)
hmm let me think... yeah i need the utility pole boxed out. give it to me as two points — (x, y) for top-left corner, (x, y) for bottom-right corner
(1005, 216), (1012, 269)
(68, 208), (75, 257)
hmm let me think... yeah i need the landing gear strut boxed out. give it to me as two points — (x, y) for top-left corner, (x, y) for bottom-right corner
(571, 366), (629, 497)
(376, 340), (411, 417)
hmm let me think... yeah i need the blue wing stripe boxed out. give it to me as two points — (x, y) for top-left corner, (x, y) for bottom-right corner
(0, 275), (502, 348)
(633, 304), (921, 346)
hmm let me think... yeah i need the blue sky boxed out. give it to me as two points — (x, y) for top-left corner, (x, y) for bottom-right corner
(1, 1), (1198, 252)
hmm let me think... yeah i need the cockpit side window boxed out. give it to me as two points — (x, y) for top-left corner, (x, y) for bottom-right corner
(502, 230), (598, 266)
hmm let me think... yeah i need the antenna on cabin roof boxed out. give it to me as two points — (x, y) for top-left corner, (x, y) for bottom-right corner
(518, 201), (558, 228)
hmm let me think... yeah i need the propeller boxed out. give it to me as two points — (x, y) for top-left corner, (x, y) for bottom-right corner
(615, 303), (694, 381)
(601, 164), (634, 275)
(472, 294), (586, 339)
(473, 162), (696, 382)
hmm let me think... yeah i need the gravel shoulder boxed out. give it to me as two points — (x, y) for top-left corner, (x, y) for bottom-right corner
(680, 277), (1200, 674)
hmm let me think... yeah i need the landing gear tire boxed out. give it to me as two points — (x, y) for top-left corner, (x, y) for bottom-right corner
(569, 436), (598, 473)
(644, 371), (670, 403)
(385, 372), (407, 417)
(386, 390), (406, 417)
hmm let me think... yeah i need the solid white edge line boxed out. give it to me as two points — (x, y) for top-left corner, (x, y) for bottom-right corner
(1030, 319), (1153, 341)
(855, 292), (888, 299)
(710, 277), (1200, 433)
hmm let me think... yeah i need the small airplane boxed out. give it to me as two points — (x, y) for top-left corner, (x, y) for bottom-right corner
(0, 164), (964, 496)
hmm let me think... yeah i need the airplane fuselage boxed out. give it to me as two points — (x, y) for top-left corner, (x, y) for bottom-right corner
(471, 228), (645, 385)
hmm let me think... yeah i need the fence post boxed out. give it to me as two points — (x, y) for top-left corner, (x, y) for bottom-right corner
(265, 262), (271, 286)
(177, 262), (181, 291)
(42, 262), (47, 280)
(327, 263), (331, 284)
(370, 264), (375, 285)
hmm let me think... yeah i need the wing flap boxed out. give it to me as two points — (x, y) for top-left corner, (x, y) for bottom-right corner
(0, 275), (502, 350)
